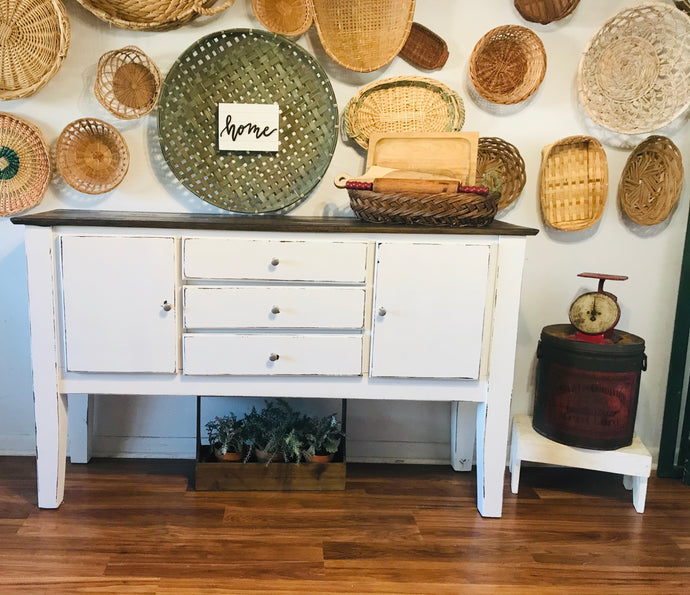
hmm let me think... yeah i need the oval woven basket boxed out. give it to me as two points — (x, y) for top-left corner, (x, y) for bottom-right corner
(74, 0), (236, 32)
(618, 135), (684, 226)
(56, 118), (130, 195)
(540, 135), (609, 231)
(476, 137), (526, 211)
(0, 113), (51, 216)
(469, 25), (546, 105)
(578, 2), (690, 134)
(95, 46), (162, 120)
(0, 0), (70, 101)
(252, 0), (312, 36)
(310, 0), (416, 72)
(399, 22), (449, 70)
(514, 0), (581, 25)
(343, 76), (465, 150)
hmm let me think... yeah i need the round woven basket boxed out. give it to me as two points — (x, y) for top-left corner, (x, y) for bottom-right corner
(578, 2), (690, 135)
(74, 0), (235, 32)
(476, 137), (526, 211)
(469, 25), (546, 105)
(0, 0), (70, 100)
(94, 46), (162, 120)
(0, 113), (51, 217)
(618, 135), (684, 226)
(252, 0), (312, 36)
(514, 0), (581, 25)
(56, 118), (130, 195)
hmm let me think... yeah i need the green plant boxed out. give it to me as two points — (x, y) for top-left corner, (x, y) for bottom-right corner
(205, 413), (245, 456)
(243, 398), (307, 464)
(302, 413), (343, 460)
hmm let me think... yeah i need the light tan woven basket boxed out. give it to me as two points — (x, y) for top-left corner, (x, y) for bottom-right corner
(252, 0), (312, 36)
(619, 135), (684, 226)
(578, 2), (690, 134)
(540, 136), (609, 231)
(0, 113), (51, 217)
(0, 0), (70, 100)
(74, 0), (235, 32)
(476, 137), (526, 211)
(94, 47), (162, 120)
(56, 118), (130, 195)
(343, 76), (465, 149)
(310, 0), (415, 72)
(514, 0), (580, 25)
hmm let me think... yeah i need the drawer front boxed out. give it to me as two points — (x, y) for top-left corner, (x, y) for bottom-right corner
(183, 334), (363, 376)
(184, 286), (365, 329)
(183, 238), (367, 282)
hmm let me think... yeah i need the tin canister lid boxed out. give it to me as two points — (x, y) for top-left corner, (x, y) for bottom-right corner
(540, 323), (645, 356)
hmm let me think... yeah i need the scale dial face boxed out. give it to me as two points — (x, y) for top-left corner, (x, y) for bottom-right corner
(568, 291), (620, 335)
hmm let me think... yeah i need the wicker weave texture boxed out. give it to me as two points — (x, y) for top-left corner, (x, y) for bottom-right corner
(310, 0), (415, 72)
(252, 0), (312, 36)
(540, 136), (609, 232)
(400, 23), (449, 70)
(0, 0), (70, 100)
(476, 137), (526, 211)
(578, 2), (690, 134)
(619, 135), (684, 226)
(56, 118), (130, 195)
(514, 0), (580, 25)
(0, 112), (51, 216)
(343, 76), (465, 150)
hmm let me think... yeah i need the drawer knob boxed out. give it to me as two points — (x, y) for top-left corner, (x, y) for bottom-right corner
(378, 307), (387, 317)
(271, 306), (280, 314)
(270, 257), (280, 266)
(269, 353), (280, 362)
(162, 300), (173, 312)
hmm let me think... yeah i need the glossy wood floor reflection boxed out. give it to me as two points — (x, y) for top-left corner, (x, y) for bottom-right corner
(1, 457), (689, 594)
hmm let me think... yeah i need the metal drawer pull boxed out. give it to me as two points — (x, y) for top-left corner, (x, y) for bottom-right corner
(271, 306), (280, 314)
(270, 257), (280, 266)
(378, 307), (387, 316)
(162, 300), (172, 312)
(269, 353), (280, 362)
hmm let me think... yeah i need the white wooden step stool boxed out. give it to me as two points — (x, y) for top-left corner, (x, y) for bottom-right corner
(509, 414), (652, 513)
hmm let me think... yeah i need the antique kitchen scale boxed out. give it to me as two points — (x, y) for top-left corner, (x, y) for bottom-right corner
(532, 273), (647, 450)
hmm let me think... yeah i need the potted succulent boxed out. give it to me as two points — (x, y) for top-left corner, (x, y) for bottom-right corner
(205, 413), (245, 462)
(243, 398), (307, 465)
(302, 413), (344, 463)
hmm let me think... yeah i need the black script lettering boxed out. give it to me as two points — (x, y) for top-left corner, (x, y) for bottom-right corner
(220, 114), (278, 142)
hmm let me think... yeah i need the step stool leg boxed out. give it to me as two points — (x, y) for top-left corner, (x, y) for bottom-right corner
(509, 424), (521, 494)
(632, 476), (648, 513)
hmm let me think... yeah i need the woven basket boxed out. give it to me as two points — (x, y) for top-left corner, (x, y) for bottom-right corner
(252, 0), (312, 36)
(0, 0), (70, 100)
(540, 136), (609, 231)
(94, 47), (162, 120)
(675, 1), (690, 15)
(399, 23), (449, 70)
(578, 2), (690, 135)
(74, 0), (236, 32)
(514, 0), (580, 25)
(310, 0), (416, 72)
(619, 135), (684, 226)
(56, 118), (129, 195)
(469, 25), (546, 105)
(343, 76), (465, 150)
(476, 137), (526, 211)
(348, 188), (499, 227)
(0, 113), (51, 216)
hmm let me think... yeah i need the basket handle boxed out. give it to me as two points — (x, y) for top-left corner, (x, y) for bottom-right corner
(195, 0), (237, 16)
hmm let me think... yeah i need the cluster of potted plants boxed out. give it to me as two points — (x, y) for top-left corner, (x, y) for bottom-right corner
(205, 398), (344, 465)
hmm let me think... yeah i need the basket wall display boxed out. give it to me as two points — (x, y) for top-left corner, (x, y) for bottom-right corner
(540, 135), (609, 231)
(310, 0), (416, 72)
(399, 22), (449, 70)
(514, 0), (581, 25)
(578, 3), (690, 135)
(0, 113), (51, 216)
(252, 0), (312, 36)
(618, 135), (684, 226)
(95, 46), (162, 120)
(158, 29), (339, 214)
(0, 0), (70, 100)
(74, 0), (236, 32)
(343, 76), (465, 150)
(56, 118), (130, 195)
(469, 25), (546, 105)
(476, 137), (526, 211)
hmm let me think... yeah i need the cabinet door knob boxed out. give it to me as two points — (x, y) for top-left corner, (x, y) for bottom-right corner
(271, 306), (280, 314)
(162, 300), (173, 312)
(270, 257), (280, 266)
(269, 353), (280, 362)
(378, 307), (387, 317)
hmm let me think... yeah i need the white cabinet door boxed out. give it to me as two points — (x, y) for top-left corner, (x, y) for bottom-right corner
(371, 241), (490, 379)
(60, 235), (177, 373)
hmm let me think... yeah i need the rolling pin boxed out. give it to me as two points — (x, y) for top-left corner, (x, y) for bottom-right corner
(346, 178), (489, 195)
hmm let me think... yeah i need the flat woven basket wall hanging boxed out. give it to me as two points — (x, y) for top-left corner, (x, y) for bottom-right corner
(399, 22), (449, 70)
(578, 2), (690, 134)
(252, 0), (312, 36)
(476, 137), (526, 211)
(0, 112), (51, 216)
(540, 135), (609, 231)
(514, 0), (581, 25)
(618, 135), (684, 226)
(0, 0), (70, 100)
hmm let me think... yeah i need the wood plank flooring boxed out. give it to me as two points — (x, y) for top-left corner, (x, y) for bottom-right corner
(1, 456), (688, 593)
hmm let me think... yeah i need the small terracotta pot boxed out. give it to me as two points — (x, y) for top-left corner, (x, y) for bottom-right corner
(308, 452), (335, 463)
(214, 448), (243, 462)
(254, 448), (284, 463)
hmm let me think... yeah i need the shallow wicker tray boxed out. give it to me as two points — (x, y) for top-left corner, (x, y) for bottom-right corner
(578, 2), (690, 134)
(158, 29), (338, 214)
(252, 0), (312, 36)
(514, 0), (580, 25)
(540, 135), (609, 231)
(343, 76), (465, 150)
(0, 0), (70, 100)
(469, 25), (546, 105)
(0, 113), (51, 216)
(56, 118), (130, 195)
(310, 0), (415, 72)
(618, 135), (684, 226)
(400, 23), (449, 70)
(476, 137), (526, 211)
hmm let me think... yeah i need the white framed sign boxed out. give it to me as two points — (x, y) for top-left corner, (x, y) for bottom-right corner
(217, 103), (280, 152)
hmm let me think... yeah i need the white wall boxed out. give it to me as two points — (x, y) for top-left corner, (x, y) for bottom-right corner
(1, 0), (687, 462)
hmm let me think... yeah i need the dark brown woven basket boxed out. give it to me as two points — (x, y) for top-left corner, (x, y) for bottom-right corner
(399, 22), (449, 70)
(514, 0), (580, 25)
(348, 188), (499, 227)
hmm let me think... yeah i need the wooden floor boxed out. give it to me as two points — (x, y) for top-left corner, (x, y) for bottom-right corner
(1, 457), (689, 594)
